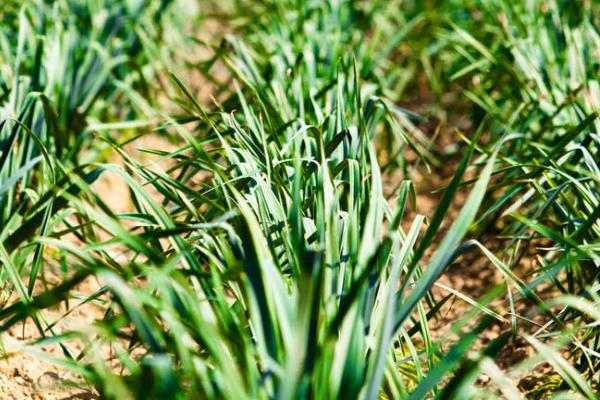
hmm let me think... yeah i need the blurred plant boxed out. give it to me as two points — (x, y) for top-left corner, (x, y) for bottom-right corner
(0, 0), (175, 323)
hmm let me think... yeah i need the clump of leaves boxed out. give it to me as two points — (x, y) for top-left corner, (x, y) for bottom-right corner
(0, 1), (506, 399)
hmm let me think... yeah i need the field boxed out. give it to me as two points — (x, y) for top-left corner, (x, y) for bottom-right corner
(0, 0), (599, 399)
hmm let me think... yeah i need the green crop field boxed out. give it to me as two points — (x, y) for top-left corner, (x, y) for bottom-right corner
(0, 0), (598, 398)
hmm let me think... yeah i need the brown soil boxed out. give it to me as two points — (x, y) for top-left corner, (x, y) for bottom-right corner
(0, 275), (104, 399)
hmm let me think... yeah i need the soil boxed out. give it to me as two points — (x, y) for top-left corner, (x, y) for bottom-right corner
(0, 276), (104, 399)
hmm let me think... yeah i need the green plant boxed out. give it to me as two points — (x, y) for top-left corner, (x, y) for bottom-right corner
(1, 0), (599, 398)
(0, 1), (504, 398)
(0, 0), (176, 296)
